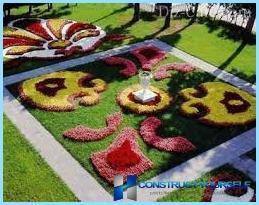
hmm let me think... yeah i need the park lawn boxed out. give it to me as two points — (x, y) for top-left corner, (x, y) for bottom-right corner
(4, 3), (255, 84)
(158, 164), (256, 202)
(7, 51), (255, 194)
(3, 115), (78, 202)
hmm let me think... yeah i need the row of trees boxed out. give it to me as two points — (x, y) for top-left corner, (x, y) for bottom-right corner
(132, 3), (255, 33)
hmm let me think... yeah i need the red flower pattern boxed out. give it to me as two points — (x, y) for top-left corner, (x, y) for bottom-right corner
(139, 116), (196, 153)
(154, 63), (195, 80)
(130, 46), (166, 70)
(91, 127), (153, 184)
(104, 56), (138, 77)
(63, 112), (122, 141)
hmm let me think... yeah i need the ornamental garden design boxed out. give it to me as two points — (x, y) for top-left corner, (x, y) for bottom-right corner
(4, 16), (256, 202)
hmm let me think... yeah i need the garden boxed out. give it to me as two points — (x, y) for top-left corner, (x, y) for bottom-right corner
(3, 3), (256, 202)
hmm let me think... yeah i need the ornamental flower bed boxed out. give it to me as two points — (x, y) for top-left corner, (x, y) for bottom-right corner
(202, 172), (255, 202)
(140, 117), (196, 153)
(19, 71), (107, 111)
(63, 112), (123, 141)
(3, 18), (126, 62)
(154, 63), (195, 80)
(116, 84), (172, 114)
(91, 127), (153, 184)
(104, 56), (138, 78)
(130, 45), (166, 70)
(179, 82), (256, 126)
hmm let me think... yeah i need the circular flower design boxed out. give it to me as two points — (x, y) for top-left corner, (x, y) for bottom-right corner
(116, 84), (172, 114)
(3, 18), (106, 60)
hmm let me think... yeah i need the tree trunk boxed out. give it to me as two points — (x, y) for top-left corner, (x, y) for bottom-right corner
(245, 7), (256, 33)
(163, 3), (172, 29)
(191, 3), (199, 23)
(132, 3), (140, 22)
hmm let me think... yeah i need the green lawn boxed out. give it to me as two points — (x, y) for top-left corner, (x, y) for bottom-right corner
(4, 3), (255, 84)
(7, 51), (255, 194)
(3, 115), (77, 202)
(158, 165), (256, 202)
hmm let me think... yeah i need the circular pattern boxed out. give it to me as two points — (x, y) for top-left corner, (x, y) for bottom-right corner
(117, 84), (172, 114)
(4, 18), (106, 60)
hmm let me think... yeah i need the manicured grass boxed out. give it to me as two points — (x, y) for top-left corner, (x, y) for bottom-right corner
(3, 115), (78, 202)
(8, 51), (255, 194)
(158, 165), (256, 202)
(4, 4), (255, 84)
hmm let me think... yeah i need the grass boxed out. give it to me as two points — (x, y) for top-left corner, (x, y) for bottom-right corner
(3, 115), (78, 202)
(4, 4), (256, 84)
(158, 164), (256, 202)
(7, 51), (255, 194)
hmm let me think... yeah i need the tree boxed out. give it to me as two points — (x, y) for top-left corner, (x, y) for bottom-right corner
(245, 4), (256, 34)
(191, 3), (199, 23)
(132, 3), (140, 22)
(163, 3), (172, 29)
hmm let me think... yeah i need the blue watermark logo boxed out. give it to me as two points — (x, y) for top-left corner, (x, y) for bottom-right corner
(114, 175), (137, 201)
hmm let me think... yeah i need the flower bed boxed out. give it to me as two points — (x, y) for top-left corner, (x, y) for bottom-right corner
(179, 82), (256, 126)
(104, 56), (138, 78)
(19, 71), (107, 111)
(116, 84), (171, 114)
(4, 18), (126, 61)
(130, 46), (166, 70)
(91, 127), (153, 184)
(202, 172), (255, 202)
(63, 112), (122, 141)
(140, 117), (196, 153)
(154, 63), (195, 80)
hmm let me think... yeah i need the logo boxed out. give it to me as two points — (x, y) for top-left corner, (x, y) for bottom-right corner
(114, 175), (137, 201)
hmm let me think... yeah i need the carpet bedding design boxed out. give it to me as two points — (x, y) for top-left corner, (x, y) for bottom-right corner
(3, 18), (118, 61)
(179, 82), (256, 126)
(7, 39), (255, 199)
(91, 128), (153, 184)
(19, 71), (107, 111)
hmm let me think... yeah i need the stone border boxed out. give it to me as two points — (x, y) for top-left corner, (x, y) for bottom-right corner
(229, 156), (256, 181)
(3, 39), (256, 201)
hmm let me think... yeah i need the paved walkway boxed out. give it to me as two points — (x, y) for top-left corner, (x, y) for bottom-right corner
(3, 39), (256, 201)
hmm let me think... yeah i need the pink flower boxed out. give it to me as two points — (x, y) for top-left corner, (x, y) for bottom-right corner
(63, 112), (122, 141)
(139, 116), (196, 153)
(104, 56), (138, 77)
(130, 45), (166, 70)
(154, 63), (195, 80)
(91, 127), (153, 184)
